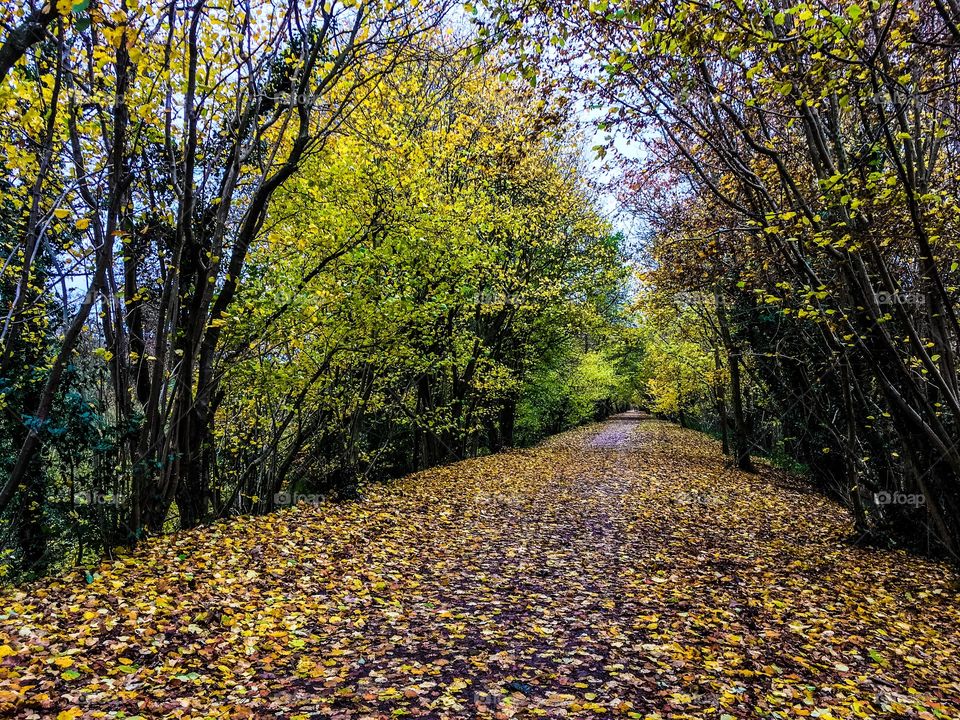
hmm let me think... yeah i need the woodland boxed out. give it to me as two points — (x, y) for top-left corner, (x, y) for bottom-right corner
(0, 0), (959, 717)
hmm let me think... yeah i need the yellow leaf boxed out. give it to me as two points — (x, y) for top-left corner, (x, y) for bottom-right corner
(448, 677), (469, 692)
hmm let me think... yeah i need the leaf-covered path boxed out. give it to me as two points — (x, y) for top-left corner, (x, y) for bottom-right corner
(2, 415), (959, 719)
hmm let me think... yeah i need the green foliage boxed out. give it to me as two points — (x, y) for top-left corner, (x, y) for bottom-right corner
(634, 293), (716, 420)
(213, 47), (631, 501)
(480, 0), (960, 556)
(0, 17), (634, 579)
(516, 346), (626, 445)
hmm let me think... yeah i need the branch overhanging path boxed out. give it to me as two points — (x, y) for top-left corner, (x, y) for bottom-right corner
(2, 414), (959, 718)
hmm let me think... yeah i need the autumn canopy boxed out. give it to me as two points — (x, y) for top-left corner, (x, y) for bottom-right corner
(1, 0), (960, 717)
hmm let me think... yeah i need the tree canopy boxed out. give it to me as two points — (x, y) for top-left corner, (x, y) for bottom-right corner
(0, 0), (637, 578)
(480, 0), (960, 559)
(3, 0), (960, 572)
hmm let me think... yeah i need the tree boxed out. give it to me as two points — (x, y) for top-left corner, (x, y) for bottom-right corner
(481, 0), (960, 555)
(0, 13), (634, 576)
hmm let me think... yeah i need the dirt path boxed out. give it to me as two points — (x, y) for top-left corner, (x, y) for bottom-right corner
(2, 415), (959, 718)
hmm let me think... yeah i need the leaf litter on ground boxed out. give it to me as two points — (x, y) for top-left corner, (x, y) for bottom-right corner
(1, 414), (958, 719)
